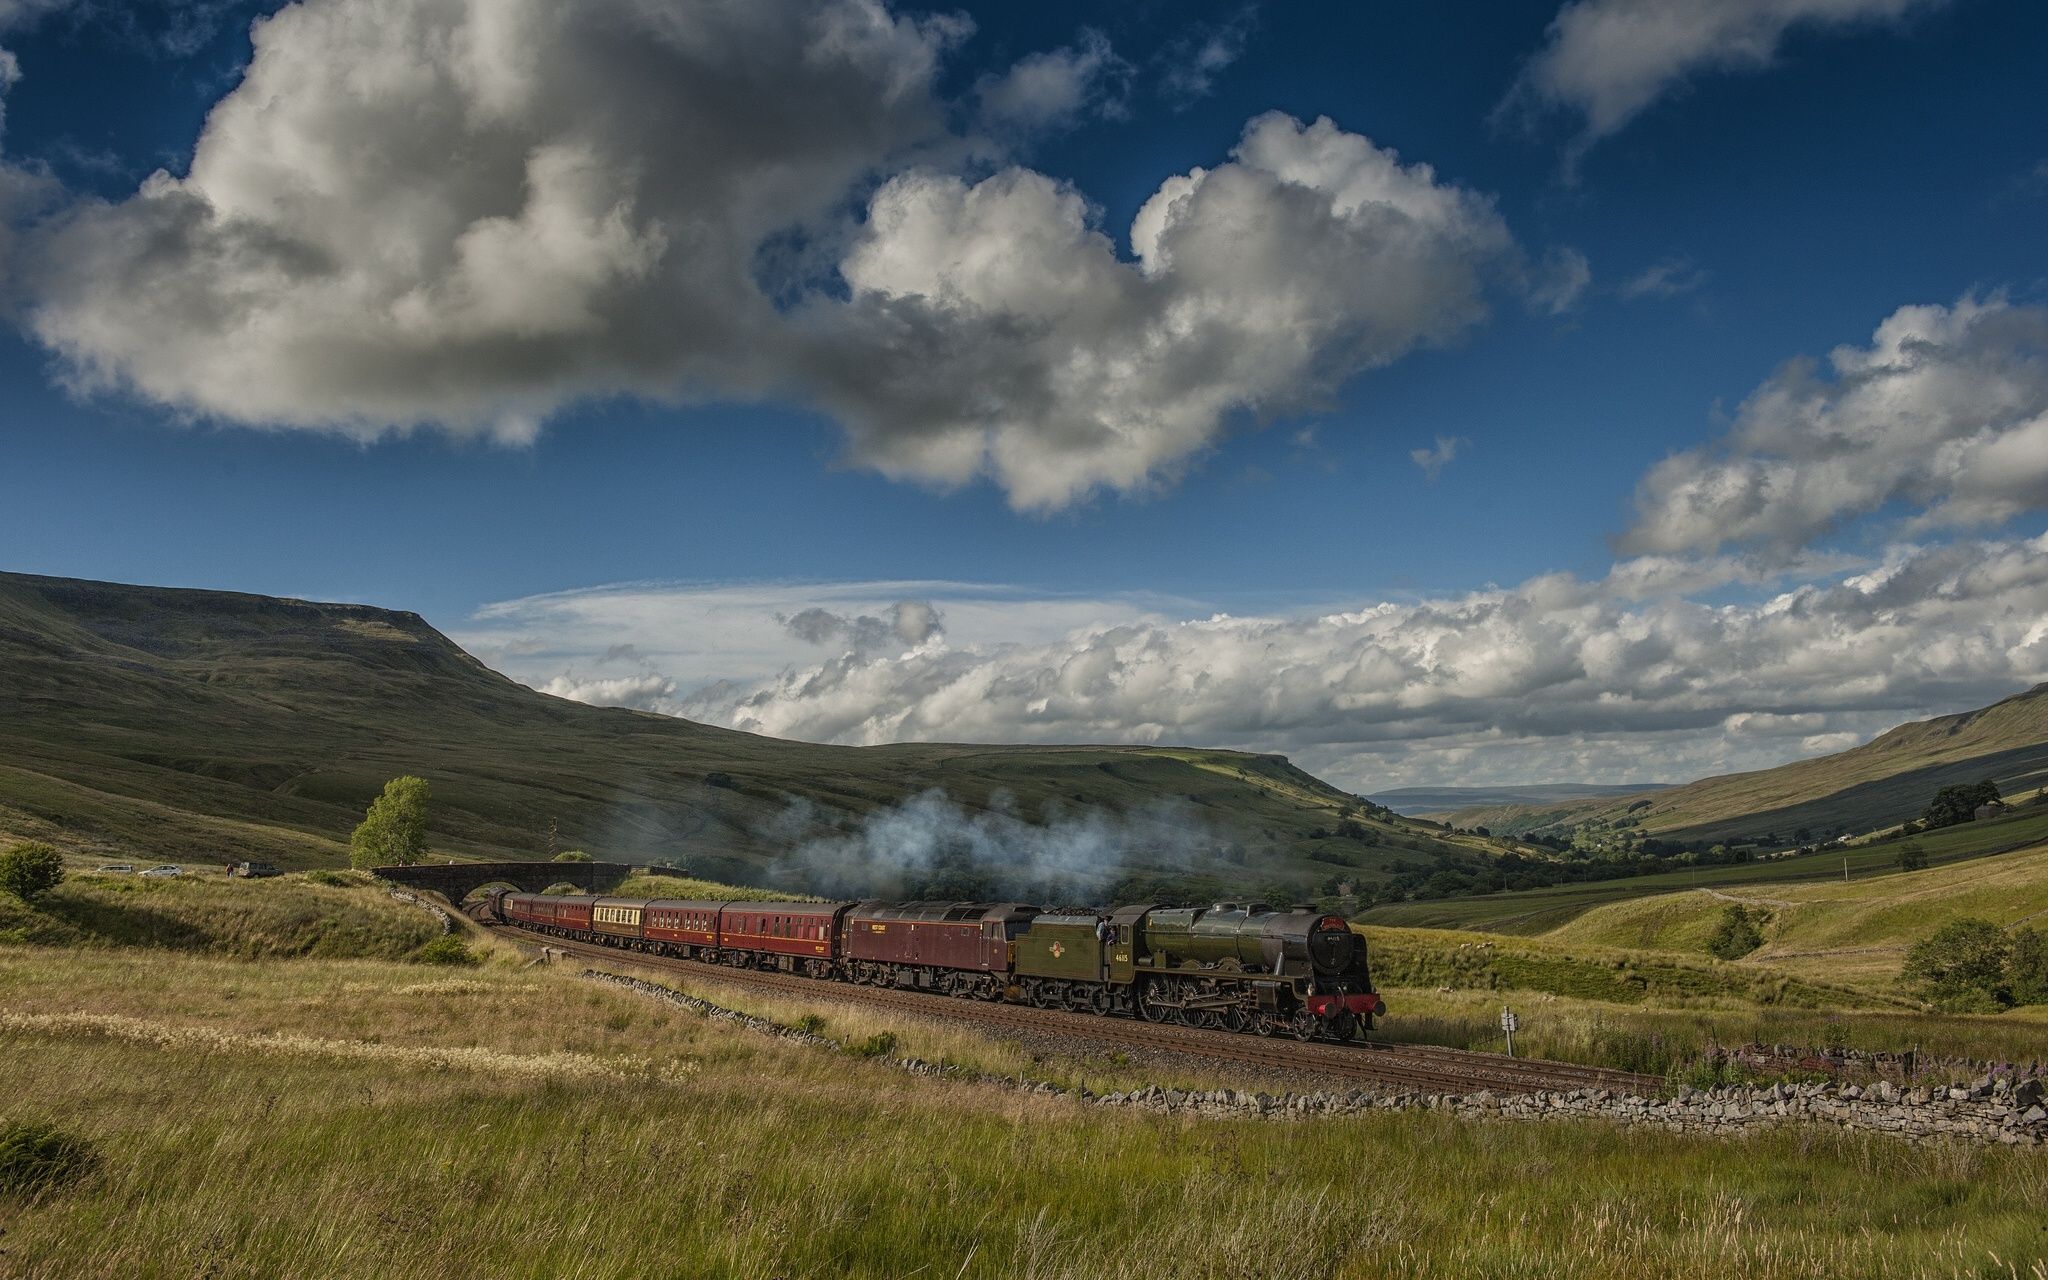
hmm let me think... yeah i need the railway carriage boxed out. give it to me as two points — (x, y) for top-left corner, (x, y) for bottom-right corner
(590, 897), (645, 942)
(641, 899), (724, 952)
(502, 892), (593, 935)
(714, 901), (851, 978)
(843, 901), (1038, 998)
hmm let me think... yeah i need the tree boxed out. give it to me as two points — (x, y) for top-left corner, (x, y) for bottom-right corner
(1897, 842), (1929, 872)
(1902, 917), (2012, 1006)
(349, 776), (431, 869)
(1707, 904), (1765, 960)
(551, 849), (592, 863)
(1920, 780), (2002, 831)
(0, 841), (64, 902)
(2009, 927), (2048, 1006)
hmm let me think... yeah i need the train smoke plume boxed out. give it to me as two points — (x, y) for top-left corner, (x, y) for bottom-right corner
(761, 789), (1214, 904)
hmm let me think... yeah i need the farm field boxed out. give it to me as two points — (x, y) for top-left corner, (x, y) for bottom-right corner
(1361, 803), (2048, 936)
(4, 877), (2048, 1278)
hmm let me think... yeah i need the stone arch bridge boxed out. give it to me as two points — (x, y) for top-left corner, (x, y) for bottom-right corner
(373, 861), (637, 904)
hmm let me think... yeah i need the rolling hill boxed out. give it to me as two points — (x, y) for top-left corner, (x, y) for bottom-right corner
(0, 571), (1499, 895)
(1373, 782), (1674, 818)
(1447, 684), (2048, 844)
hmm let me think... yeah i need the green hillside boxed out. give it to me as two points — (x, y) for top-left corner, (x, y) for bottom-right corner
(0, 571), (1490, 896)
(1360, 799), (2048, 935)
(1542, 834), (2048, 992)
(1449, 684), (2048, 844)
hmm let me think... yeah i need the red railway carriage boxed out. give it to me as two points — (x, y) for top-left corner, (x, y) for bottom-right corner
(717, 901), (851, 962)
(641, 899), (726, 949)
(503, 892), (593, 933)
(844, 901), (1039, 977)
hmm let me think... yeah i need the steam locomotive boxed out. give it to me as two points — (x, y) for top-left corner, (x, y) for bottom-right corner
(488, 892), (1383, 1041)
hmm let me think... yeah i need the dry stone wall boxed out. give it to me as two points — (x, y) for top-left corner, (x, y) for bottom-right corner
(585, 969), (2047, 1147)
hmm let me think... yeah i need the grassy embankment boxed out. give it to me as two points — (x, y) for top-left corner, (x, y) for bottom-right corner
(4, 876), (2048, 1276)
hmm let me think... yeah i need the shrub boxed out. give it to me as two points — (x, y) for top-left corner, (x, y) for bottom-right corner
(850, 1031), (898, 1059)
(1903, 917), (2012, 1006)
(412, 936), (480, 967)
(1896, 842), (1928, 872)
(793, 1013), (827, 1037)
(2009, 926), (2048, 1006)
(303, 869), (363, 887)
(0, 841), (65, 903)
(1706, 905), (1765, 960)
(0, 1121), (96, 1196)
(551, 850), (593, 863)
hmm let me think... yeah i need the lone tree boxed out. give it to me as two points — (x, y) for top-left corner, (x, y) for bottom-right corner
(1920, 780), (2001, 831)
(1897, 842), (1929, 872)
(350, 776), (431, 870)
(1903, 917), (2012, 1007)
(0, 841), (64, 902)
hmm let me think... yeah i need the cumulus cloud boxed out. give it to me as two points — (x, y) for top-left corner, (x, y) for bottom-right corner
(1410, 435), (1466, 480)
(805, 111), (1516, 508)
(1506, 0), (1954, 146)
(1623, 295), (2048, 555)
(975, 28), (1130, 134)
(653, 534), (2048, 789)
(781, 599), (944, 652)
(6, 0), (1528, 511)
(17, 0), (970, 439)
(536, 671), (676, 712)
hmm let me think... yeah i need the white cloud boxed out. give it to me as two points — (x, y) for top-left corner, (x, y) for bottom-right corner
(17, 0), (971, 440)
(1624, 295), (2048, 555)
(466, 535), (2048, 791)
(8, 0), (1528, 512)
(1507, 0), (1954, 145)
(1410, 434), (1467, 480)
(975, 28), (1129, 134)
(1157, 6), (1256, 107)
(1619, 255), (1706, 300)
(1526, 245), (1592, 316)
(807, 111), (1516, 509)
(535, 671), (676, 712)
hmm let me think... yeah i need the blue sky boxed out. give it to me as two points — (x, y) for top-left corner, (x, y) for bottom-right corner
(2, 0), (2045, 789)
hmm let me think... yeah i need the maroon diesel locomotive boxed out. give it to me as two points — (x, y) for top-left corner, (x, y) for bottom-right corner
(492, 892), (1381, 1041)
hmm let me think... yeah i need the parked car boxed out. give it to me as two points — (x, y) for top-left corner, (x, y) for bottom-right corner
(139, 864), (183, 878)
(99, 863), (135, 874)
(231, 861), (282, 879)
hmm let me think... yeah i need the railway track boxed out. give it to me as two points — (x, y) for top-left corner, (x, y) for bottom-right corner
(479, 916), (1663, 1097)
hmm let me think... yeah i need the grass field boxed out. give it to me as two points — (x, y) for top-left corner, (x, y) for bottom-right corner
(1360, 804), (2048, 936)
(0, 866), (440, 958)
(5, 937), (2048, 1278)
(1543, 840), (2048, 990)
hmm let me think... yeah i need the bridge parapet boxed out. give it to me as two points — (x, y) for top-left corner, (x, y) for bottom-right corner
(372, 861), (637, 903)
